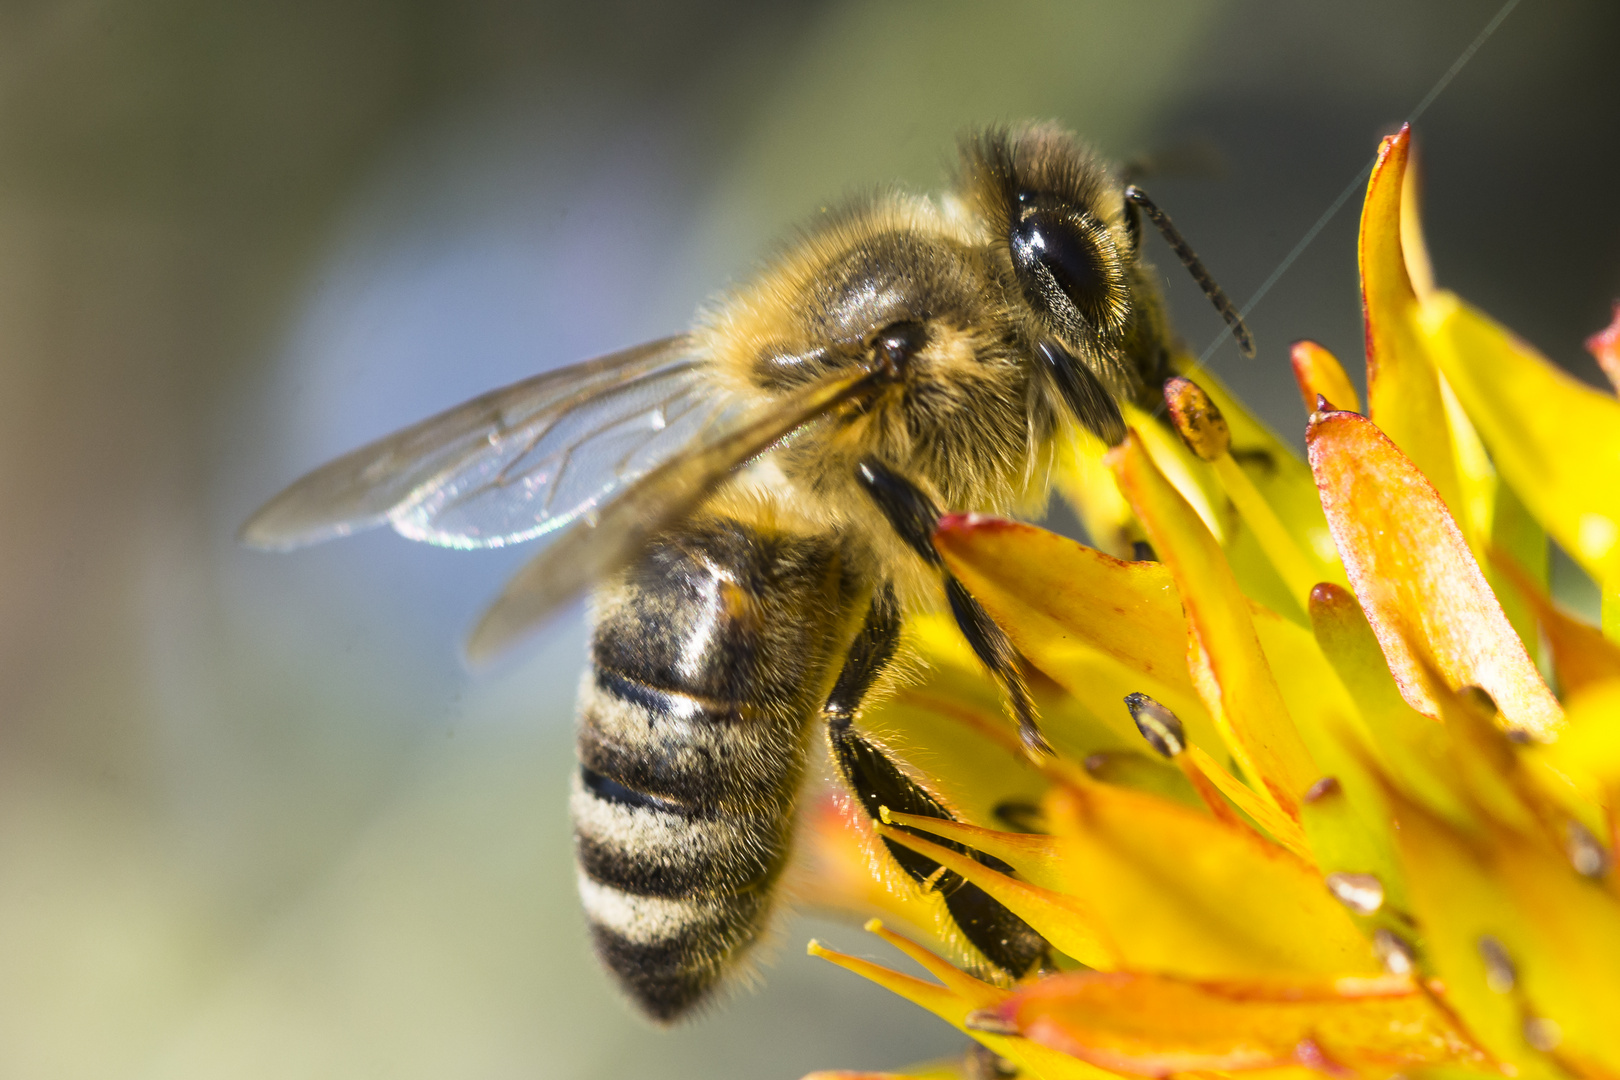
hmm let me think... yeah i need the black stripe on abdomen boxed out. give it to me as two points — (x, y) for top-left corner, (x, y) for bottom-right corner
(571, 518), (855, 1021)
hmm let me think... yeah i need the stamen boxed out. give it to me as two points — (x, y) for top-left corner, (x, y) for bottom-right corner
(1523, 1016), (1563, 1053)
(1163, 377), (1231, 461)
(1123, 692), (1186, 758)
(1303, 776), (1342, 803)
(1478, 935), (1516, 993)
(1373, 928), (1416, 976)
(1565, 819), (1611, 879)
(1325, 872), (1386, 915)
(963, 1009), (1020, 1036)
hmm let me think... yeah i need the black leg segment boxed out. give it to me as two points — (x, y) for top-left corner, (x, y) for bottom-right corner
(824, 592), (1049, 977)
(1036, 339), (1126, 446)
(854, 456), (1051, 757)
(854, 458), (943, 566)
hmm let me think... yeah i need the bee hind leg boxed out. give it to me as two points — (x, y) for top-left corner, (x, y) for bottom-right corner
(853, 457), (1051, 757)
(823, 585), (1049, 979)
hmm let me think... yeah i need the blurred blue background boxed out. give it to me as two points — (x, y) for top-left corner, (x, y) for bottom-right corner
(1, 1), (1616, 1076)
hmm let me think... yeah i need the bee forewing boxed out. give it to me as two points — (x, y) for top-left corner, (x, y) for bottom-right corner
(238, 336), (700, 552)
(465, 364), (882, 664)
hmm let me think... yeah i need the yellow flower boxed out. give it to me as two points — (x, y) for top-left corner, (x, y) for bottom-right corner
(798, 126), (1620, 1080)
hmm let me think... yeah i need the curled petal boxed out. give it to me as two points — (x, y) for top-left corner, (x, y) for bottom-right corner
(1291, 340), (1361, 415)
(1306, 408), (1562, 741)
(1360, 124), (1466, 529)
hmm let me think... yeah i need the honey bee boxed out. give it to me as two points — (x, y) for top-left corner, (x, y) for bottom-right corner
(241, 122), (1251, 1022)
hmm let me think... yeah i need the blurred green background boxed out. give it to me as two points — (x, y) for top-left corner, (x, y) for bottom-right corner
(1, 1), (1616, 1076)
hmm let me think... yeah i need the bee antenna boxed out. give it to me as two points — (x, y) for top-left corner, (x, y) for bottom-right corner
(1125, 186), (1255, 358)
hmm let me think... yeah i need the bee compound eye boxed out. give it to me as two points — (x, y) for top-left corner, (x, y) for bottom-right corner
(872, 320), (928, 373)
(1009, 209), (1108, 319)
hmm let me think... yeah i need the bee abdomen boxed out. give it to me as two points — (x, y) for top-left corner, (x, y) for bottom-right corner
(572, 519), (852, 1021)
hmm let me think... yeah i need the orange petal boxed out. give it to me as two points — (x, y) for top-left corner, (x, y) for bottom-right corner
(1305, 408), (1562, 741)
(1291, 340), (1361, 415)
(1109, 431), (1319, 814)
(1360, 124), (1466, 527)
(1585, 301), (1620, 396)
(985, 970), (1478, 1077)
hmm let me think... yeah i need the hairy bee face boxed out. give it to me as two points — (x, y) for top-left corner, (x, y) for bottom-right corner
(958, 123), (1172, 411)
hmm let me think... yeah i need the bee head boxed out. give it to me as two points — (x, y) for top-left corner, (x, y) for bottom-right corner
(957, 123), (1138, 367)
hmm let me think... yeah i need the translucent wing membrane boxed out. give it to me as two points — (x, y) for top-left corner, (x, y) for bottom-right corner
(240, 336), (714, 551)
(390, 355), (726, 549)
(466, 364), (881, 662)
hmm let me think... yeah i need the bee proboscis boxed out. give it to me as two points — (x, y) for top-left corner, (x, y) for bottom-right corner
(242, 121), (1251, 1021)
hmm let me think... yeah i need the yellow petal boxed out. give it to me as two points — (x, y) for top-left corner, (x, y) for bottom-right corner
(1182, 745), (1311, 859)
(796, 793), (974, 960)
(1379, 770), (1620, 1078)
(1360, 124), (1467, 533)
(1535, 678), (1620, 830)
(1027, 782), (1377, 977)
(1124, 402), (1230, 545)
(1305, 583), (1466, 820)
(1051, 427), (1139, 560)
(1420, 288), (1620, 587)
(1305, 407), (1563, 741)
(986, 970), (1479, 1077)
(935, 511), (1376, 849)
(932, 514), (1219, 753)
(1109, 431), (1319, 815)
(1488, 481), (1551, 665)
(809, 925), (1118, 1080)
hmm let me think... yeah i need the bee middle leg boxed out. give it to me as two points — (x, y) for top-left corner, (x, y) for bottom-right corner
(823, 585), (1049, 978)
(853, 457), (1051, 756)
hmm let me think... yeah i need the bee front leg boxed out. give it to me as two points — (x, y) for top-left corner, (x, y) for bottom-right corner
(853, 457), (1051, 756)
(823, 586), (1048, 978)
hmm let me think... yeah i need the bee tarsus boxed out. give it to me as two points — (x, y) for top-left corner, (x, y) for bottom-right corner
(825, 589), (1047, 977)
